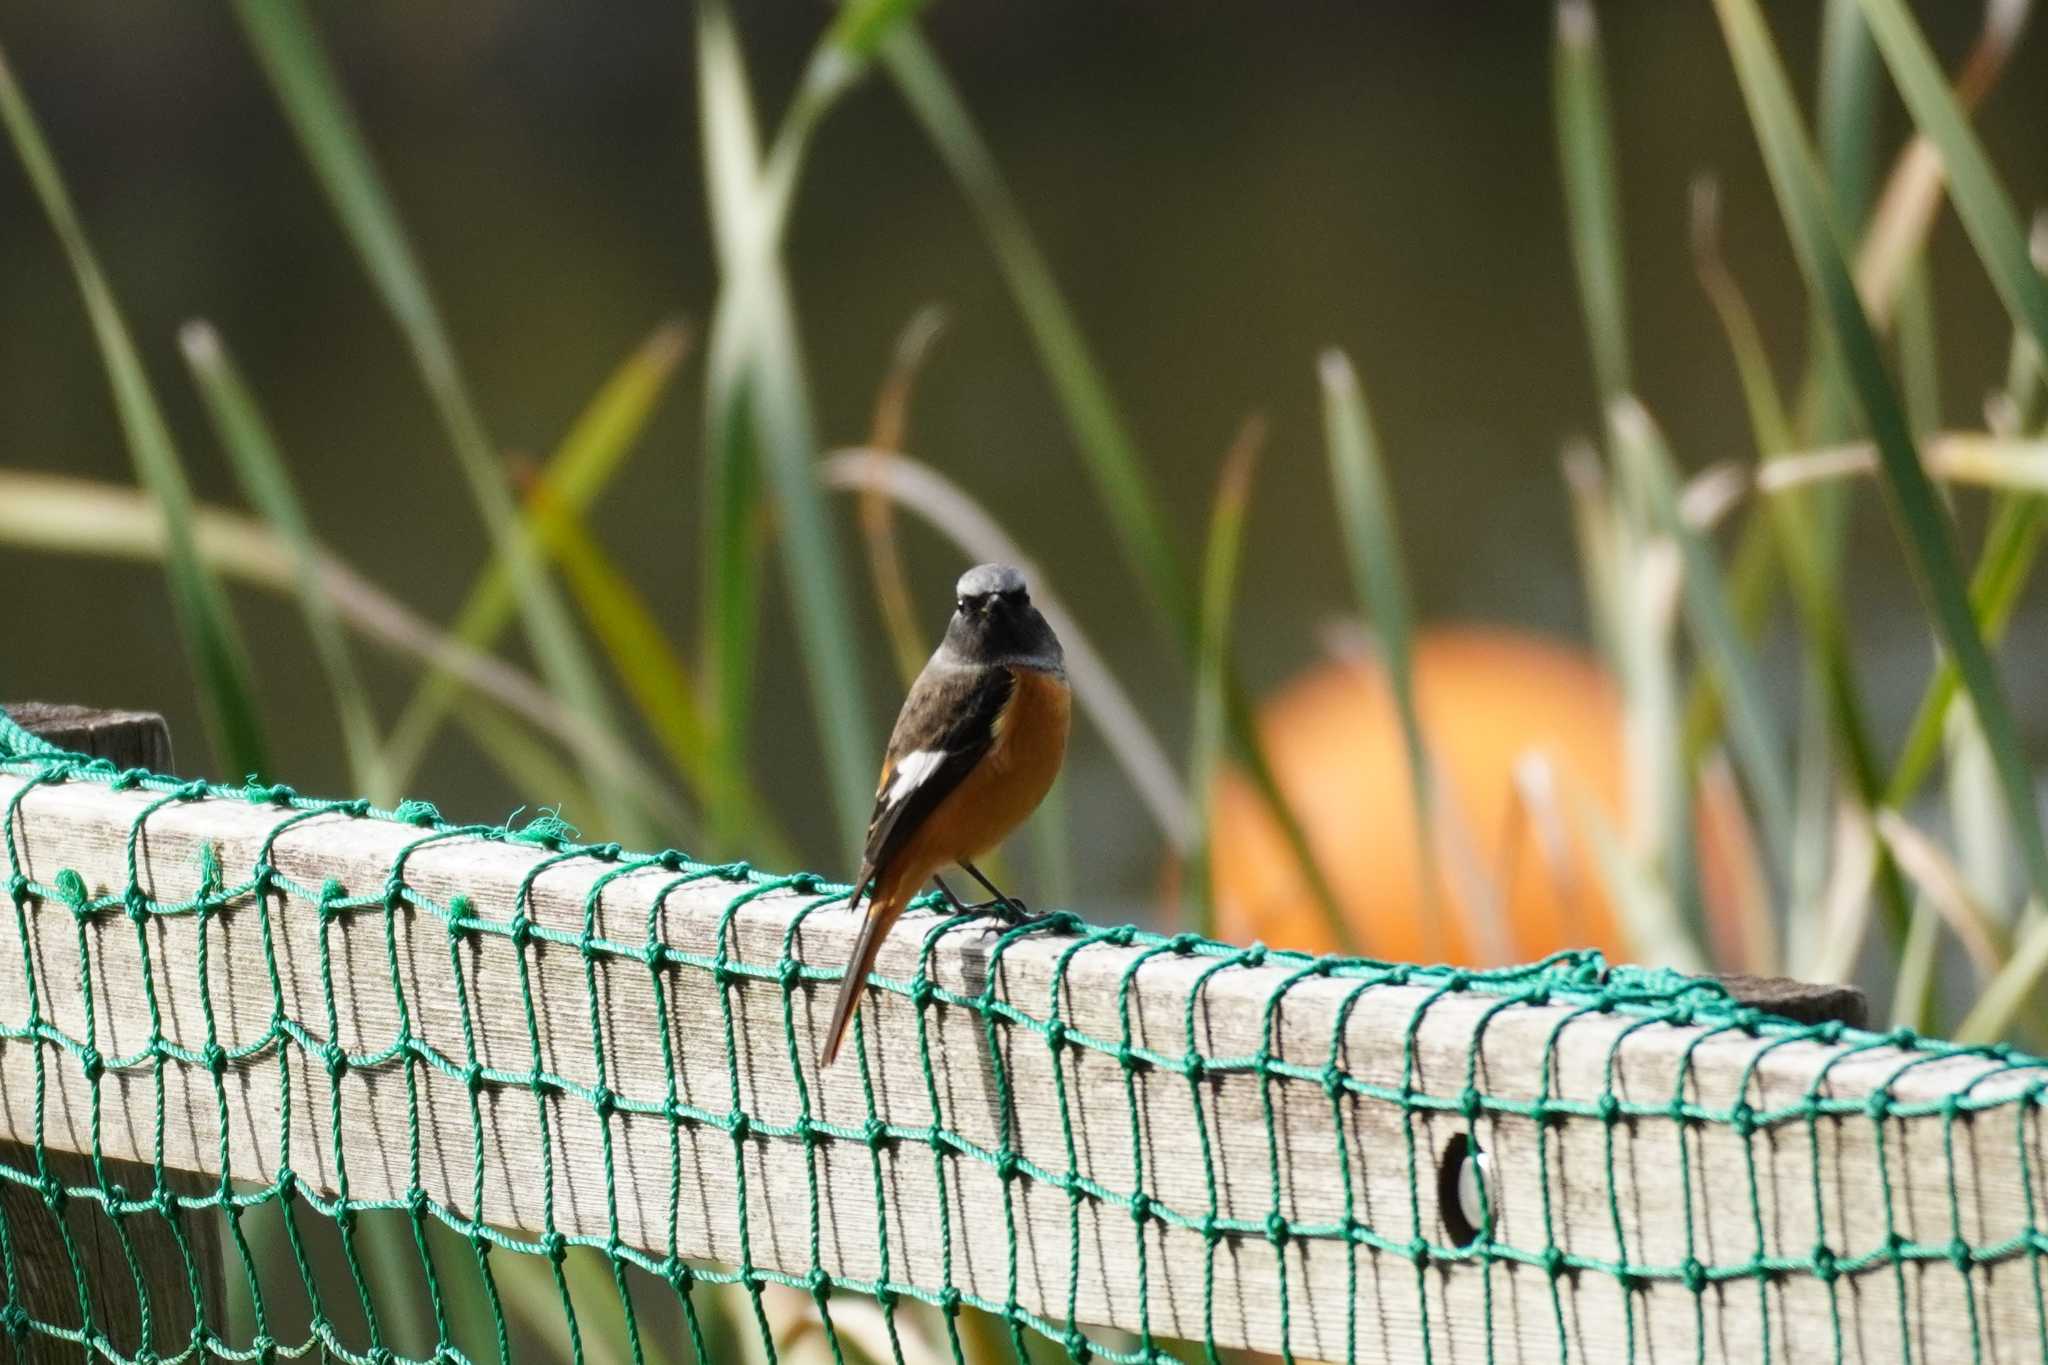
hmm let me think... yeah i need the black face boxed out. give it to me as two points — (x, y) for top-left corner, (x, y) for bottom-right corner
(944, 582), (1060, 666)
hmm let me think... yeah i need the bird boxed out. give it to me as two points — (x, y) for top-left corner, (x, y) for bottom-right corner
(820, 563), (1071, 1067)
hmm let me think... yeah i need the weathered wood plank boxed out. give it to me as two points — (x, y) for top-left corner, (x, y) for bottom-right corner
(1715, 971), (1868, 1028)
(0, 715), (2039, 1362)
(0, 705), (173, 775)
(0, 707), (221, 1365)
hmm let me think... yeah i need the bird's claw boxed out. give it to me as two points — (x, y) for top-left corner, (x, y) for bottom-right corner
(986, 894), (1031, 923)
(934, 874), (1053, 931)
(977, 903), (1072, 937)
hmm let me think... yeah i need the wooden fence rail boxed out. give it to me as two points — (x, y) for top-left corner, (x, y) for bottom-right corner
(2, 705), (2044, 1363)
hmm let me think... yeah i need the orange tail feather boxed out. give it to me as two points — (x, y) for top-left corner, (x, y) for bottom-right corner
(820, 871), (914, 1068)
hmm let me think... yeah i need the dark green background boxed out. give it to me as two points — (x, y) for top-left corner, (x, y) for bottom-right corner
(1, 3), (2040, 914)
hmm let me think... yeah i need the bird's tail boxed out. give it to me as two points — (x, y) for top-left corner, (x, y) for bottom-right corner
(820, 868), (911, 1068)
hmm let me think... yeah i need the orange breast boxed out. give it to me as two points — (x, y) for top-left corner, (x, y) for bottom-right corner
(904, 666), (1070, 868)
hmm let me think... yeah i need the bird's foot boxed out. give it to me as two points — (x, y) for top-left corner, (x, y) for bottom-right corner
(933, 875), (1050, 929)
(978, 894), (1038, 925)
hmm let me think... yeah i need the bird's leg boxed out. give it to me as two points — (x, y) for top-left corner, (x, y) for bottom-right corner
(931, 870), (1018, 920)
(931, 866), (1047, 929)
(932, 874), (975, 915)
(959, 860), (1036, 924)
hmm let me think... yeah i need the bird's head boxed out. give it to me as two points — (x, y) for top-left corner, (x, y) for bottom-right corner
(943, 563), (1063, 672)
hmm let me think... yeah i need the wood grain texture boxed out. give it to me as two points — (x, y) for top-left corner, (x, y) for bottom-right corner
(2, 704), (174, 774)
(1, 707), (218, 1365)
(1714, 972), (1869, 1029)
(0, 740), (2042, 1361)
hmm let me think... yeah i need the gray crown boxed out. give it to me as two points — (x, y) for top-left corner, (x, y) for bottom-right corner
(955, 563), (1026, 598)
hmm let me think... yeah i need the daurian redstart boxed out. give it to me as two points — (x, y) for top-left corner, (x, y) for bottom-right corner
(821, 563), (1071, 1067)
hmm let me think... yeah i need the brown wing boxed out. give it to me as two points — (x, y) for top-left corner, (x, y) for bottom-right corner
(851, 662), (1015, 904)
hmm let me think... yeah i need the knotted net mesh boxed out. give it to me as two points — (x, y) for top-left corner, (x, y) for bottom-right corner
(0, 705), (2043, 1365)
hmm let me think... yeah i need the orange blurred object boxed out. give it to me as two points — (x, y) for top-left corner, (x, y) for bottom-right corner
(1208, 626), (1632, 965)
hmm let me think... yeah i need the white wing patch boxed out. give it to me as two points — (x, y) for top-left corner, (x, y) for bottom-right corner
(884, 749), (946, 808)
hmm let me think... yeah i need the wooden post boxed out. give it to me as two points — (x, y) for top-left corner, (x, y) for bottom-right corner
(1, 705), (223, 1364)
(3, 702), (2037, 1364)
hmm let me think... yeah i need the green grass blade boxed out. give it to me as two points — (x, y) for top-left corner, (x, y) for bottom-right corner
(229, 0), (434, 346)
(1613, 518), (1700, 934)
(229, 0), (644, 840)
(524, 476), (710, 785)
(0, 47), (270, 780)
(1691, 178), (1798, 457)
(522, 475), (794, 865)
(1853, 0), (2048, 816)
(1320, 353), (1422, 785)
(696, 0), (771, 843)
(1787, 665), (1834, 963)
(690, 0), (929, 854)
(1715, 0), (2048, 908)
(1565, 437), (1696, 918)
(740, 304), (877, 857)
(1857, 0), (2048, 343)
(382, 322), (691, 789)
(1678, 515), (1778, 761)
(1320, 350), (1445, 955)
(1692, 183), (1912, 945)
(1783, 1), (2022, 705)
(823, 0), (935, 58)
(1888, 895), (1941, 1032)
(881, 27), (1191, 647)
(1186, 418), (1264, 934)
(1890, 216), (2048, 806)
(181, 322), (393, 804)
(696, 374), (766, 847)
(1553, 0), (1631, 405)
(1609, 398), (1795, 893)
(1817, 0), (1881, 231)
(1959, 903), (2048, 1043)
(1896, 257), (1941, 435)
(1815, 1), (2048, 812)
(530, 325), (693, 513)
(1675, 187), (1789, 763)
(696, 0), (876, 855)
(1561, 440), (1623, 668)
(1806, 0), (1878, 454)
(1804, 1), (2025, 438)
(1948, 694), (2015, 915)
(1887, 495), (2046, 804)
(2002, 211), (2048, 428)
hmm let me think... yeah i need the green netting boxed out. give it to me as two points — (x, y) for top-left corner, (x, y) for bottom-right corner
(1, 705), (2045, 1365)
